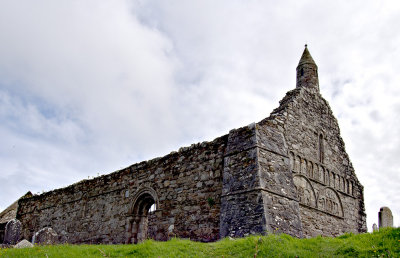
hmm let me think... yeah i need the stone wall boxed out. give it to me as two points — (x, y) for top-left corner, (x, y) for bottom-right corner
(17, 135), (228, 244)
(220, 122), (303, 239)
(256, 123), (303, 237)
(220, 123), (265, 238)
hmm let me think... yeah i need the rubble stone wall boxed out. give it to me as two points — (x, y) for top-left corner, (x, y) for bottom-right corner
(17, 135), (228, 244)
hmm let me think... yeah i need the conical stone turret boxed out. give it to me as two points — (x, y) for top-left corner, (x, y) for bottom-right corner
(296, 45), (319, 92)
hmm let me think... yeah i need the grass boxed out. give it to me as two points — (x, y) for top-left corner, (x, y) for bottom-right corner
(0, 227), (399, 257)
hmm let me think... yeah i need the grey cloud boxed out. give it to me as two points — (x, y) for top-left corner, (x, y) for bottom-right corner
(369, 110), (381, 121)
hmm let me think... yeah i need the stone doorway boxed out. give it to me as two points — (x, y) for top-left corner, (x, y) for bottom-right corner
(126, 188), (159, 244)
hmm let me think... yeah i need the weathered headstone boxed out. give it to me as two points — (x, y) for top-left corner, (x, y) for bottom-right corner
(32, 227), (59, 245)
(58, 230), (69, 244)
(3, 219), (22, 245)
(378, 207), (393, 228)
(14, 239), (34, 248)
(372, 223), (378, 232)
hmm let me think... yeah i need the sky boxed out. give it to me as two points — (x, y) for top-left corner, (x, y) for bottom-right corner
(0, 0), (399, 231)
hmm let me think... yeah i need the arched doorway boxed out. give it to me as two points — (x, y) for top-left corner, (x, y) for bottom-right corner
(126, 188), (159, 244)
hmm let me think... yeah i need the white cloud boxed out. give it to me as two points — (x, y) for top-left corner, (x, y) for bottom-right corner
(0, 0), (400, 231)
(0, 0), (182, 205)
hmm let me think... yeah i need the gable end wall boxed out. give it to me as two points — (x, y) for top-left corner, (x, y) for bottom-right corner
(267, 87), (367, 236)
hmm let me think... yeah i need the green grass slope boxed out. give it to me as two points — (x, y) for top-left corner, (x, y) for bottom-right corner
(1, 228), (399, 257)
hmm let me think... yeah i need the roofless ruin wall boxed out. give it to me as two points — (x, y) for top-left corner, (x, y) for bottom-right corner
(16, 47), (367, 244)
(16, 88), (367, 243)
(16, 87), (367, 243)
(17, 136), (228, 244)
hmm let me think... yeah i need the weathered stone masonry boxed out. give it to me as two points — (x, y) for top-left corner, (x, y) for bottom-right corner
(17, 136), (227, 244)
(16, 46), (367, 244)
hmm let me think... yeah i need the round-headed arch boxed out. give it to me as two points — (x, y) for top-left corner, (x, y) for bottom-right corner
(129, 187), (160, 216)
(317, 186), (344, 217)
(293, 174), (317, 208)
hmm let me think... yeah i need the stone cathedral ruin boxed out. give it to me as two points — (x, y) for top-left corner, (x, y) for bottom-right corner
(9, 46), (367, 244)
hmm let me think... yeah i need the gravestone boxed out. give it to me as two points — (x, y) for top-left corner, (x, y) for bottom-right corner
(32, 227), (59, 245)
(372, 223), (378, 232)
(3, 219), (22, 245)
(378, 207), (393, 228)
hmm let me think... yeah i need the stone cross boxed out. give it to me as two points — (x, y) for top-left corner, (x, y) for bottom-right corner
(378, 207), (393, 228)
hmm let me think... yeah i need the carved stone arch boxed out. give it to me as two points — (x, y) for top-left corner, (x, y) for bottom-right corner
(327, 170), (330, 186)
(334, 173), (340, 190)
(293, 174), (317, 208)
(301, 159), (307, 174)
(313, 163), (319, 181)
(349, 180), (353, 195)
(126, 187), (160, 244)
(324, 168), (329, 185)
(295, 155), (301, 173)
(317, 187), (344, 217)
(129, 187), (160, 215)
(307, 161), (313, 178)
(340, 176), (345, 192)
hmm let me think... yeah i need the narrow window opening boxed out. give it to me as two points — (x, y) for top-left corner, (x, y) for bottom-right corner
(301, 68), (304, 76)
(319, 134), (324, 163)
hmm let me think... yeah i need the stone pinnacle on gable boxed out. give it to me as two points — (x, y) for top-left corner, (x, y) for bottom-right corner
(298, 44), (316, 66)
(296, 44), (320, 92)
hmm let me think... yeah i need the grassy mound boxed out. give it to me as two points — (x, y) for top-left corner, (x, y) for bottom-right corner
(1, 227), (399, 257)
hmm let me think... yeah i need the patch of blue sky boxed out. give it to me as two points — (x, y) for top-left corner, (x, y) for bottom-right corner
(0, 87), (88, 144)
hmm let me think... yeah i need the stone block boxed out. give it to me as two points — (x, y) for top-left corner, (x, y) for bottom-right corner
(14, 239), (34, 248)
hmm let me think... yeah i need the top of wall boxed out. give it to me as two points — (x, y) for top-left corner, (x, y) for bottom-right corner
(0, 192), (32, 224)
(19, 134), (228, 205)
